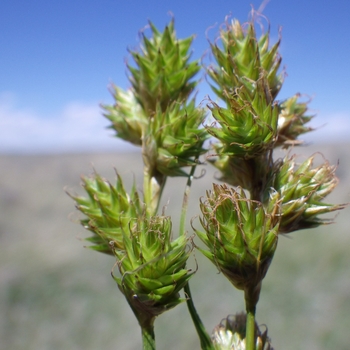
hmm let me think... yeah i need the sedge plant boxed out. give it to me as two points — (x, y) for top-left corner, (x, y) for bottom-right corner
(68, 12), (345, 350)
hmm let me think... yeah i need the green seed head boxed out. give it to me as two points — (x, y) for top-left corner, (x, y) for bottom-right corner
(269, 154), (346, 233)
(102, 20), (203, 149)
(112, 215), (194, 319)
(142, 100), (209, 177)
(128, 19), (200, 113)
(276, 94), (314, 148)
(102, 86), (147, 146)
(195, 184), (280, 292)
(68, 171), (143, 254)
(206, 81), (279, 158)
(208, 18), (283, 104)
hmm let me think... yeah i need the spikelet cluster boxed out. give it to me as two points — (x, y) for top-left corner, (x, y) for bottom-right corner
(103, 19), (208, 177)
(70, 20), (205, 326)
(268, 155), (346, 233)
(112, 215), (193, 318)
(69, 172), (143, 254)
(195, 184), (281, 293)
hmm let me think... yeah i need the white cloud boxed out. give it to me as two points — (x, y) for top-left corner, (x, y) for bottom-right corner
(0, 92), (349, 154)
(0, 92), (135, 154)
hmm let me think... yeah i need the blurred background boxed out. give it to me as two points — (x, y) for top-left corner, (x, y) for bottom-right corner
(1, 0), (350, 349)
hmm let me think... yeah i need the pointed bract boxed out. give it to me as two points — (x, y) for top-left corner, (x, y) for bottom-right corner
(142, 100), (209, 176)
(68, 171), (143, 254)
(206, 81), (279, 158)
(207, 19), (283, 104)
(276, 95), (314, 148)
(128, 19), (200, 113)
(268, 154), (346, 233)
(102, 86), (147, 146)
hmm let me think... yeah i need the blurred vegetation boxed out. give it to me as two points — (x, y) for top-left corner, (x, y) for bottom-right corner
(1, 145), (349, 349)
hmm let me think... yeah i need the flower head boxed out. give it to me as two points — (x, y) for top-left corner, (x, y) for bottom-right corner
(276, 94), (314, 148)
(268, 154), (346, 233)
(102, 86), (147, 146)
(128, 19), (200, 113)
(206, 81), (279, 158)
(208, 19), (283, 103)
(112, 215), (194, 319)
(142, 99), (209, 177)
(195, 184), (280, 296)
(68, 171), (143, 254)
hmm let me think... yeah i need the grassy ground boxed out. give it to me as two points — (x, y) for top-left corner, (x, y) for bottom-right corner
(1, 144), (350, 349)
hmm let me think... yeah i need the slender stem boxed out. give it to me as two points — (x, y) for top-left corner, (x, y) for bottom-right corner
(181, 159), (212, 349)
(245, 309), (255, 350)
(143, 167), (166, 216)
(184, 283), (214, 350)
(141, 322), (156, 350)
(179, 162), (197, 236)
(143, 167), (152, 213)
(154, 174), (167, 214)
(244, 284), (260, 350)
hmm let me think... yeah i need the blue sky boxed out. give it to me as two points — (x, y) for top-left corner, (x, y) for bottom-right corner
(1, 0), (350, 153)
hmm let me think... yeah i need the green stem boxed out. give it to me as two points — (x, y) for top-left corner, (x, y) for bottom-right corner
(143, 167), (167, 216)
(141, 322), (156, 350)
(244, 284), (260, 350)
(181, 159), (212, 349)
(179, 162), (197, 236)
(245, 309), (256, 350)
(184, 283), (214, 350)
